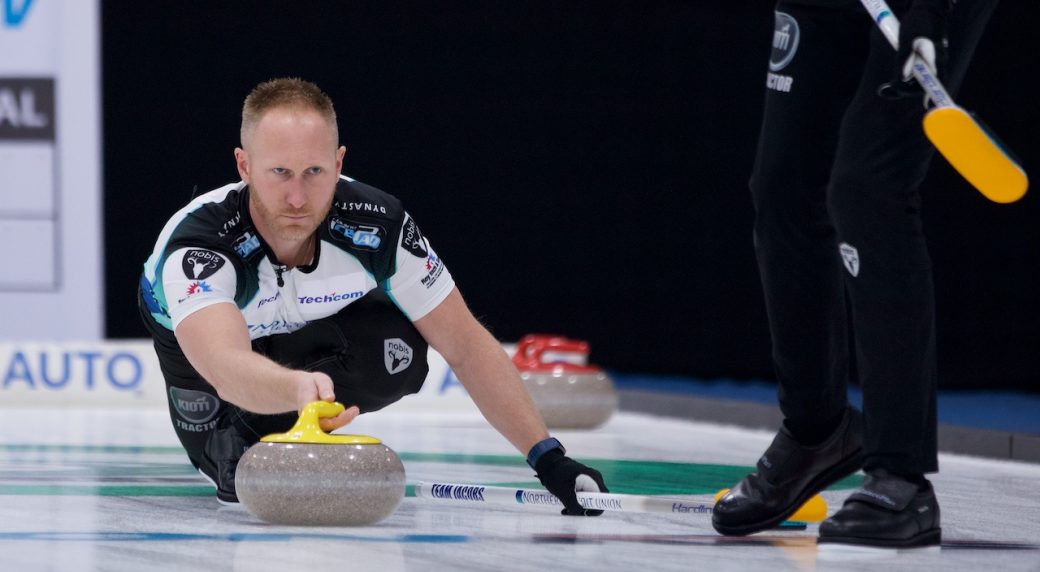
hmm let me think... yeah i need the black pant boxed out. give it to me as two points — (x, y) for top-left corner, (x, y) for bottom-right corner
(750, 0), (996, 474)
(139, 287), (429, 483)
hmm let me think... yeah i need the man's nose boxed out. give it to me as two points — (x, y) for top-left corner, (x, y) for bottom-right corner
(285, 177), (307, 209)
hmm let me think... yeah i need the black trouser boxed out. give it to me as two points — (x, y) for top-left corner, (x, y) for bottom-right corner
(139, 287), (429, 490)
(750, 0), (996, 475)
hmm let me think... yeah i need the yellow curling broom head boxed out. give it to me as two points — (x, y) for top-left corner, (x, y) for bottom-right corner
(715, 488), (828, 523)
(924, 106), (1028, 204)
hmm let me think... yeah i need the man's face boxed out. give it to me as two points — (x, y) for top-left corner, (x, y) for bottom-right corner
(235, 106), (345, 243)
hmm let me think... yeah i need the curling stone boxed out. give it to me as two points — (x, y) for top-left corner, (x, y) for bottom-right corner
(235, 401), (405, 526)
(512, 334), (618, 430)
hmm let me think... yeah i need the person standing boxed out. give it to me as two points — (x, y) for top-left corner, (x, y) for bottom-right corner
(712, 0), (997, 547)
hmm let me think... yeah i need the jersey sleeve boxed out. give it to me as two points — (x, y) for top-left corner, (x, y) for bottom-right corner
(386, 213), (455, 320)
(161, 247), (239, 331)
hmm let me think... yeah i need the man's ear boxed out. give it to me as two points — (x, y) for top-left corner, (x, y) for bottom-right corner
(235, 147), (250, 182)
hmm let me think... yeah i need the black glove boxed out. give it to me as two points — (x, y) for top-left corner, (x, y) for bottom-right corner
(533, 447), (609, 516)
(879, 0), (949, 101)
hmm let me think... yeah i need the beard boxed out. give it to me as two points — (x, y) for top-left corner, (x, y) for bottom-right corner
(249, 189), (332, 242)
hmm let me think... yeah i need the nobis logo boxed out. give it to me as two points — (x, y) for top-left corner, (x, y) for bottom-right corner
(182, 249), (226, 280)
(384, 338), (413, 375)
(169, 387), (220, 424)
(769, 12), (800, 72)
(839, 242), (860, 277)
(400, 216), (428, 258)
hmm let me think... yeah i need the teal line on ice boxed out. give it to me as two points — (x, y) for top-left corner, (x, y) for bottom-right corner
(0, 443), (185, 454)
(399, 452), (862, 495)
(0, 532), (470, 543)
(0, 444), (863, 497)
(0, 485), (215, 496)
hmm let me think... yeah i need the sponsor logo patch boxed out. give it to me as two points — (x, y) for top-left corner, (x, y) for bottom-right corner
(767, 72), (794, 93)
(247, 320), (308, 335)
(182, 249), (226, 280)
(217, 212), (242, 237)
(169, 387), (220, 424)
(421, 252), (445, 288)
(329, 217), (384, 250)
(767, 11), (798, 93)
(401, 216), (428, 258)
(839, 242), (860, 277)
(186, 281), (212, 296)
(297, 291), (364, 305)
(233, 231), (261, 257)
(384, 338), (413, 375)
(769, 12), (800, 72)
(672, 503), (713, 514)
(296, 275), (367, 310)
(257, 291), (280, 308)
(430, 484), (486, 501)
(334, 200), (389, 215)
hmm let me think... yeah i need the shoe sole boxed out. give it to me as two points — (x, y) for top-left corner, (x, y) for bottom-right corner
(712, 447), (864, 536)
(817, 527), (941, 549)
(198, 467), (240, 505)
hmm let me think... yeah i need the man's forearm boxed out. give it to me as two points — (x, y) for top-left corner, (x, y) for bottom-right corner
(198, 348), (300, 414)
(412, 288), (551, 456)
(175, 304), (307, 415)
(451, 332), (550, 455)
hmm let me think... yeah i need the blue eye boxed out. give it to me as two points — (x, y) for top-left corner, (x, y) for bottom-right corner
(306, 167), (323, 175)
(272, 168), (288, 175)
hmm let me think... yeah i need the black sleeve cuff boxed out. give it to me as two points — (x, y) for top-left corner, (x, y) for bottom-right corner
(526, 437), (565, 469)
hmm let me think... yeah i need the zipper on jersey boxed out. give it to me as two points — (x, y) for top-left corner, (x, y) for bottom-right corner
(274, 264), (287, 287)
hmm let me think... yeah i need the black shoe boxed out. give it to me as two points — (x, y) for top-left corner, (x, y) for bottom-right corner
(818, 469), (941, 548)
(197, 467), (241, 505)
(712, 406), (863, 536)
(201, 415), (255, 504)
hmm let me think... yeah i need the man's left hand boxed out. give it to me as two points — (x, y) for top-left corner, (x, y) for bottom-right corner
(534, 449), (609, 516)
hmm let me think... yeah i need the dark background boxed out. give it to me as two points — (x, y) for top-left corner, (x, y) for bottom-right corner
(103, 1), (1039, 392)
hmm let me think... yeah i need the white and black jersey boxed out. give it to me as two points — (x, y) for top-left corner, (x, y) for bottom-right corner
(140, 175), (455, 338)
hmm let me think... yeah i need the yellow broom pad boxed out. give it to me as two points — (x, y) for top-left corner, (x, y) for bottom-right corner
(924, 106), (1028, 204)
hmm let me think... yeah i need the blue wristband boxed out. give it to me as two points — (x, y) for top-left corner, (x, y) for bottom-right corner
(526, 437), (566, 469)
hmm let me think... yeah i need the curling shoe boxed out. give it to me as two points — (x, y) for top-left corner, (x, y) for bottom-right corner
(201, 415), (254, 505)
(818, 469), (941, 548)
(712, 406), (863, 536)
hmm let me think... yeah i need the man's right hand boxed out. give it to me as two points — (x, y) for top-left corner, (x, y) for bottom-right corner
(292, 370), (359, 432)
(879, 0), (949, 101)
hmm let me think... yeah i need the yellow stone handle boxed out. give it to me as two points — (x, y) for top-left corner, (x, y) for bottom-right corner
(260, 401), (381, 445)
